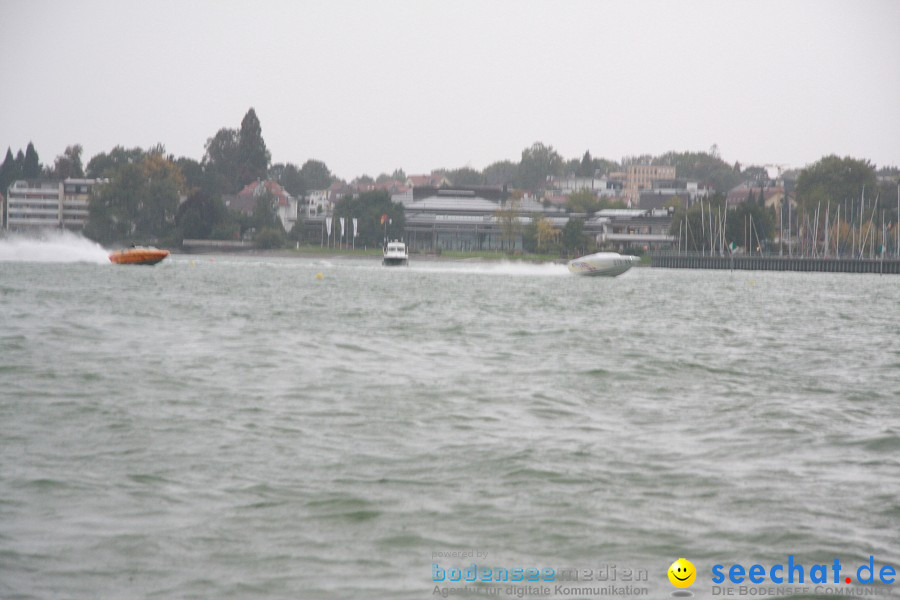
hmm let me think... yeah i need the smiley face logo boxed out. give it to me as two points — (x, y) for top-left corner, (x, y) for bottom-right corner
(668, 558), (696, 588)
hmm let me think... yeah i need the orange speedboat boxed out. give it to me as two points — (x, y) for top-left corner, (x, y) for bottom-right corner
(109, 246), (170, 265)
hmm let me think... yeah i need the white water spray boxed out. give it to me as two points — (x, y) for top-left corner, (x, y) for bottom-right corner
(0, 231), (110, 264)
(411, 260), (569, 277)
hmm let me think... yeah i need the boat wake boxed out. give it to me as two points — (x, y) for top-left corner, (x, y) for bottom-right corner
(411, 260), (569, 277)
(0, 231), (110, 264)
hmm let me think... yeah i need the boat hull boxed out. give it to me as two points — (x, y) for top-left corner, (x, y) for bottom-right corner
(382, 240), (408, 266)
(567, 252), (638, 277)
(109, 248), (170, 265)
(382, 257), (408, 266)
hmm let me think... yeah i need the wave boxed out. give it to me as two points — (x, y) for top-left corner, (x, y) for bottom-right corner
(411, 260), (569, 277)
(0, 230), (110, 264)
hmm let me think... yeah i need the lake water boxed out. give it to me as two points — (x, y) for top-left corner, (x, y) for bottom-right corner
(1, 236), (899, 599)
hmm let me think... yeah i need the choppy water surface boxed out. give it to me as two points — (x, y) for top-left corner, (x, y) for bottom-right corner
(1, 246), (898, 599)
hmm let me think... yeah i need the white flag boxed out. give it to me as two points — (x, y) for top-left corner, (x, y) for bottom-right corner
(340, 217), (345, 238)
(353, 218), (358, 238)
(325, 217), (332, 236)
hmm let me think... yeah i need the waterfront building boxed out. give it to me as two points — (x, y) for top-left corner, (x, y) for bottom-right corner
(399, 187), (674, 252)
(5, 178), (102, 231)
(294, 185), (676, 253)
(402, 186), (528, 252)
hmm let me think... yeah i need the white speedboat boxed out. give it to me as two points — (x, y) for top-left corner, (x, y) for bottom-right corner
(567, 252), (639, 277)
(382, 240), (409, 266)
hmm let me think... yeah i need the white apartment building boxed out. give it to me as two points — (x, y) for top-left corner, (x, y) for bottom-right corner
(5, 178), (103, 230)
(305, 189), (331, 217)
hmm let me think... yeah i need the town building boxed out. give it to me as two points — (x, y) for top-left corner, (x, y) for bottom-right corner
(592, 208), (675, 250)
(726, 183), (796, 231)
(548, 175), (624, 197)
(4, 178), (102, 231)
(638, 180), (710, 210)
(305, 189), (331, 217)
(294, 184), (677, 253)
(398, 186), (674, 252)
(405, 174), (451, 188)
(224, 179), (298, 232)
(624, 164), (676, 206)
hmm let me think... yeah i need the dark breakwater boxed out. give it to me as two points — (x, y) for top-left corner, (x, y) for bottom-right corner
(651, 253), (900, 274)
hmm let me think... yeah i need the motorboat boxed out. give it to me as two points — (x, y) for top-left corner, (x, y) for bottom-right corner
(567, 252), (639, 277)
(382, 240), (409, 266)
(109, 246), (170, 266)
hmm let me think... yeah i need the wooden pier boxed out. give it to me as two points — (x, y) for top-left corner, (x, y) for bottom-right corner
(650, 254), (900, 274)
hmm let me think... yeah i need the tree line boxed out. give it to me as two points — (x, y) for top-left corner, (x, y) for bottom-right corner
(3, 113), (897, 250)
(2, 109), (341, 246)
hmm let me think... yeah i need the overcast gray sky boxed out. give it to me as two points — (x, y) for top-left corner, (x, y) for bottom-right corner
(1, 0), (898, 180)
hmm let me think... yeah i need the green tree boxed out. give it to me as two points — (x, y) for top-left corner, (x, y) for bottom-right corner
(86, 162), (144, 242)
(517, 142), (563, 191)
(300, 159), (332, 190)
(138, 151), (184, 238)
(566, 189), (600, 214)
(796, 155), (876, 215)
(269, 162), (305, 197)
(725, 200), (774, 251)
(483, 160), (518, 187)
(332, 190), (405, 247)
(535, 217), (559, 254)
(23, 142), (41, 179)
(657, 150), (741, 195)
(0, 148), (19, 192)
(281, 163), (305, 197)
(494, 198), (522, 252)
(444, 167), (485, 186)
(176, 157), (204, 191)
(203, 127), (241, 194)
(53, 144), (85, 179)
(84, 149), (184, 243)
(742, 165), (769, 184)
(86, 146), (145, 179)
(176, 189), (227, 239)
(243, 189), (285, 248)
(14, 150), (25, 179)
(561, 218), (586, 255)
(576, 151), (594, 177)
(237, 107), (270, 187)
(254, 226), (285, 249)
(522, 217), (539, 252)
(252, 190), (281, 232)
(574, 152), (620, 178)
